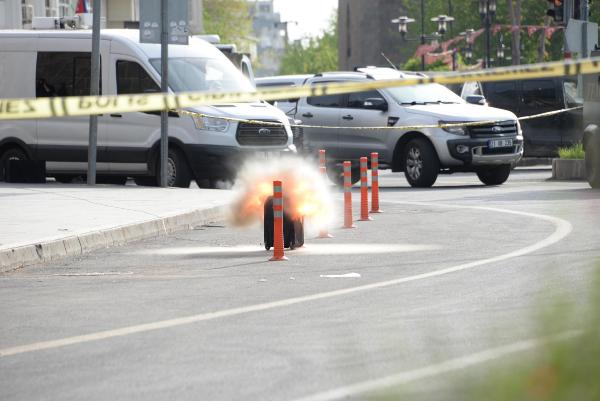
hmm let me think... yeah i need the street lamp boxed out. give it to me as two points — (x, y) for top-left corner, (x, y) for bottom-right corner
(391, 1), (454, 71)
(478, 0), (496, 68)
(496, 33), (506, 65)
(460, 29), (475, 62)
(431, 15), (454, 35)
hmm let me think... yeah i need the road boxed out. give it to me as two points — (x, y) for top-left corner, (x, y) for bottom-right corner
(1, 169), (599, 401)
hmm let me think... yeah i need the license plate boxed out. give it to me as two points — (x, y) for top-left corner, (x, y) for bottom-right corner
(488, 139), (513, 148)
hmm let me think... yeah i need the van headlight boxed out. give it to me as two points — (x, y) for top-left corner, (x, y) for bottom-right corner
(439, 120), (468, 136)
(193, 115), (229, 132)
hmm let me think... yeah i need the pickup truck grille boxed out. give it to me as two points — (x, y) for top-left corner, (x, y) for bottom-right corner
(469, 120), (518, 138)
(236, 121), (288, 146)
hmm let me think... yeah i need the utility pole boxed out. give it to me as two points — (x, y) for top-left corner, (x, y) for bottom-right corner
(420, 0), (425, 71)
(87, 0), (101, 185)
(160, 0), (169, 187)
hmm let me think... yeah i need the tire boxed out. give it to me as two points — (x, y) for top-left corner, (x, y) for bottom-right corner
(0, 147), (28, 182)
(97, 175), (128, 185)
(403, 138), (439, 187)
(476, 164), (511, 186)
(326, 164), (361, 187)
(166, 148), (191, 188)
(585, 134), (600, 189)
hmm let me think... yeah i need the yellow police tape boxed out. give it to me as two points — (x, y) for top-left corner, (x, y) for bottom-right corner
(0, 57), (597, 121)
(177, 106), (583, 131)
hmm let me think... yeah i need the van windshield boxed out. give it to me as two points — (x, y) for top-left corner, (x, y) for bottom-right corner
(149, 57), (254, 93)
(386, 83), (464, 105)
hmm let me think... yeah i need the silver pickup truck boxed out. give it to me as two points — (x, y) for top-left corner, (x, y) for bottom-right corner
(584, 50), (600, 188)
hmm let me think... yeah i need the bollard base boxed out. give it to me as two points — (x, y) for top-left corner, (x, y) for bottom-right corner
(359, 216), (374, 221)
(269, 255), (289, 261)
(370, 209), (383, 213)
(342, 224), (357, 229)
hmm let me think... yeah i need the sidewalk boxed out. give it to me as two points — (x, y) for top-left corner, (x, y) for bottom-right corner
(0, 183), (235, 272)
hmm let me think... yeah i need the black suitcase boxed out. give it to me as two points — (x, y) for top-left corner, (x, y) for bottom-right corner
(5, 160), (46, 183)
(264, 196), (304, 250)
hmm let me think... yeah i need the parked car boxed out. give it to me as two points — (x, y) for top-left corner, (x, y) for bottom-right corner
(584, 49), (600, 188)
(0, 29), (295, 186)
(458, 77), (583, 157)
(291, 67), (523, 187)
(255, 74), (312, 116)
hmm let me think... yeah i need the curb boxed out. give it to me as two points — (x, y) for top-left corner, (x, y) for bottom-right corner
(0, 205), (227, 273)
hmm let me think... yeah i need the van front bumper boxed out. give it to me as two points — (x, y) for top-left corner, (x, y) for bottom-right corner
(182, 144), (296, 181)
(447, 137), (523, 166)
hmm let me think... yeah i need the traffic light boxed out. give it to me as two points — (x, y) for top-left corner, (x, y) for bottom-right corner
(547, 0), (564, 23)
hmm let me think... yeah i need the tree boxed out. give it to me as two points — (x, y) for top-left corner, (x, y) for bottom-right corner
(203, 0), (253, 52)
(278, 15), (338, 75)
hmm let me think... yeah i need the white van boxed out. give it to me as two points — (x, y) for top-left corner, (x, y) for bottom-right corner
(0, 29), (295, 186)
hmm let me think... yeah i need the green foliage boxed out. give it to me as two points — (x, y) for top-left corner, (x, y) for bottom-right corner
(279, 15), (338, 75)
(203, 0), (253, 52)
(558, 143), (585, 159)
(401, 0), (600, 66)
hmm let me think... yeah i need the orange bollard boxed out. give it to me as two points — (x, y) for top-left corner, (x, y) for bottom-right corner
(342, 161), (356, 229)
(269, 180), (288, 261)
(317, 150), (333, 238)
(370, 152), (382, 213)
(359, 157), (372, 221)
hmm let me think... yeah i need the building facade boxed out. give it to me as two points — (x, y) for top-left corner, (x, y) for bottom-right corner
(0, 0), (203, 33)
(338, 0), (414, 70)
(250, 0), (287, 77)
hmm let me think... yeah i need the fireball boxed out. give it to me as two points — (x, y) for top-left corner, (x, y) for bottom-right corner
(229, 156), (334, 229)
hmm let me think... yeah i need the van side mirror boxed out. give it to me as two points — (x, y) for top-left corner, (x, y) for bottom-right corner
(363, 97), (388, 111)
(466, 95), (487, 106)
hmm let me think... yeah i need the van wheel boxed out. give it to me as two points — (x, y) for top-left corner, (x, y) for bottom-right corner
(326, 164), (361, 186)
(166, 148), (191, 188)
(403, 138), (439, 187)
(0, 147), (28, 182)
(476, 165), (511, 186)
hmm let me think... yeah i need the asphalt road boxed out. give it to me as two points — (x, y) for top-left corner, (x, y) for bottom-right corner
(1, 168), (599, 401)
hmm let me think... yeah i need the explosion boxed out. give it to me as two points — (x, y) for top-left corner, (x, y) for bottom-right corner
(229, 156), (335, 229)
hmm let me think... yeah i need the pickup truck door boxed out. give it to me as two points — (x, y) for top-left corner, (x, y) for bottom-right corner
(337, 90), (390, 162)
(297, 88), (344, 160)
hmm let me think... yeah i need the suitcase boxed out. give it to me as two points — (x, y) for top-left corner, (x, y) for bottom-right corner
(5, 160), (46, 183)
(264, 196), (304, 250)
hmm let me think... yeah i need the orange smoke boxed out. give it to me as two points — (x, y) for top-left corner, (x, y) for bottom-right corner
(229, 156), (334, 227)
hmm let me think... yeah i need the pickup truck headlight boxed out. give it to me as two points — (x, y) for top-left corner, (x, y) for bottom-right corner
(439, 120), (468, 136)
(192, 115), (229, 132)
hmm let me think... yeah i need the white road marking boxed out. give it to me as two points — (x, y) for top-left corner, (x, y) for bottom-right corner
(319, 273), (361, 278)
(287, 330), (583, 401)
(0, 203), (572, 358)
(135, 243), (440, 256)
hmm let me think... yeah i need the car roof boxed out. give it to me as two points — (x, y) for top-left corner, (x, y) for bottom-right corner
(0, 29), (223, 59)
(255, 74), (313, 87)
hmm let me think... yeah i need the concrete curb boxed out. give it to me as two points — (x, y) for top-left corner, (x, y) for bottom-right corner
(0, 205), (227, 273)
(551, 158), (586, 180)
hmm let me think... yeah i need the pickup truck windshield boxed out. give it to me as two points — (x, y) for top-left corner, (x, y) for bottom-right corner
(149, 57), (254, 93)
(386, 83), (464, 105)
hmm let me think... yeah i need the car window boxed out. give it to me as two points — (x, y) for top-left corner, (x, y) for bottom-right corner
(485, 81), (516, 108)
(347, 90), (385, 109)
(307, 83), (343, 107)
(462, 81), (482, 97)
(563, 79), (583, 107)
(522, 80), (557, 108)
(117, 60), (160, 95)
(36, 52), (101, 97)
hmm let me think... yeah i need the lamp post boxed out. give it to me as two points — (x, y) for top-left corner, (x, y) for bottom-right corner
(496, 33), (506, 66)
(460, 28), (475, 63)
(391, 1), (454, 71)
(479, 0), (496, 68)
